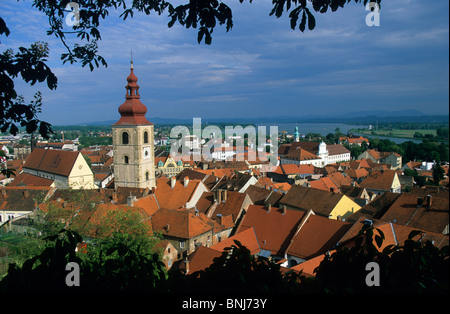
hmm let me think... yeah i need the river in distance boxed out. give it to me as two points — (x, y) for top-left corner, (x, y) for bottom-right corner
(254, 122), (422, 144)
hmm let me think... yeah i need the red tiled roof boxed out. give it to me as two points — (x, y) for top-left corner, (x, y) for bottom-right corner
(185, 246), (223, 275)
(359, 170), (398, 191)
(154, 177), (203, 209)
(380, 193), (449, 234)
(23, 148), (80, 177)
(134, 194), (160, 216)
(151, 208), (213, 239)
(236, 205), (307, 255)
(8, 172), (54, 187)
(280, 185), (347, 217)
(309, 177), (338, 192)
(287, 214), (352, 260)
(210, 227), (261, 255)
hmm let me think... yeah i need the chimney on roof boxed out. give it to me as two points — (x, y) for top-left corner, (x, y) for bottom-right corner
(222, 190), (227, 203)
(184, 176), (189, 187)
(112, 191), (117, 204)
(216, 189), (222, 203)
(194, 209), (199, 216)
(184, 257), (189, 275)
(216, 213), (223, 225)
(425, 194), (432, 210)
(267, 203), (271, 213)
(417, 196), (424, 207)
(165, 224), (170, 233)
(1, 188), (6, 196)
(282, 205), (286, 215)
(171, 176), (176, 189)
(23, 190), (29, 198)
(127, 195), (136, 207)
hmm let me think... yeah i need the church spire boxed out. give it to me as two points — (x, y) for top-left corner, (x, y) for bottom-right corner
(113, 61), (152, 126)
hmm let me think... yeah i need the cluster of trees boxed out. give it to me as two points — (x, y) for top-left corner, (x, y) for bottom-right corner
(78, 135), (112, 148)
(0, 222), (448, 294)
(340, 136), (448, 164)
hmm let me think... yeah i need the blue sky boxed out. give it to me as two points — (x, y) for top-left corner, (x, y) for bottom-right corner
(1, 0), (449, 125)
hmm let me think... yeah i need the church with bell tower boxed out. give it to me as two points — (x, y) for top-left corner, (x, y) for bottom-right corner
(112, 61), (156, 189)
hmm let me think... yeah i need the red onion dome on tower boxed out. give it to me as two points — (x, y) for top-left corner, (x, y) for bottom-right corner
(113, 61), (153, 126)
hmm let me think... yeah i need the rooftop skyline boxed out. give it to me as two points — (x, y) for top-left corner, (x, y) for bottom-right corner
(1, 0), (449, 125)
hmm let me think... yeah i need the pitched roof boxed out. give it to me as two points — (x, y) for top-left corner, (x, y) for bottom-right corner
(367, 149), (382, 160)
(339, 216), (449, 251)
(210, 227), (261, 255)
(345, 168), (369, 179)
(151, 208), (213, 239)
(244, 185), (271, 205)
(1, 186), (52, 212)
(279, 185), (347, 217)
(290, 252), (328, 277)
(285, 147), (321, 161)
(346, 192), (401, 222)
(154, 176), (203, 209)
(195, 191), (215, 214)
(133, 194), (160, 216)
(309, 177), (338, 192)
(327, 172), (352, 188)
(287, 213), (352, 260)
(236, 204), (307, 255)
(209, 191), (248, 223)
(185, 246), (223, 275)
(23, 148), (80, 176)
(359, 170), (398, 191)
(326, 144), (350, 156)
(339, 185), (369, 199)
(8, 172), (54, 187)
(380, 193), (449, 234)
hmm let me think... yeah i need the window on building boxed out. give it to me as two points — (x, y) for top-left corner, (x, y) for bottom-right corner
(144, 131), (149, 144)
(145, 171), (149, 181)
(124, 155), (129, 164)
(122, 132), (129, 144)
(179, 241), (185, 249)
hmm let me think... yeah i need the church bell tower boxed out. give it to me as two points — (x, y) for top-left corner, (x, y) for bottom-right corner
(112, 61), (156, 189)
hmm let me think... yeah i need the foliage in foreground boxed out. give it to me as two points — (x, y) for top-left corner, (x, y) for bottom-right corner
(0, 223), (448, 294)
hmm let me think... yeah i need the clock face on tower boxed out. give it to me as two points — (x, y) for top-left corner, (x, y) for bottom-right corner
(143, 147), (151, 159)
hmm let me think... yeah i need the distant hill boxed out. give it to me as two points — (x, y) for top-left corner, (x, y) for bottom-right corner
(70, 111), (449, 126)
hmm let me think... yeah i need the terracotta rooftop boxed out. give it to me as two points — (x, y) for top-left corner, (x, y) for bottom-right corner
(286, 213), (352, 260)
(8, 172), (54, 187)
(210, 227), (261, 256)
(154, 176), (204, 209)
(236, 204), (307, 256)
(380, 193), (449, 234)
(209, 190), (249, 223)
(1, 186), (53, 212)
(359, 170), (398, 191)
(151, 208), (213, 239)
(326, 144), (350, 156)
(309, 177), (339, 192)
(185, 246), (222, 275)
(23, 148), (80, 177)
(280, 185), (347, 217)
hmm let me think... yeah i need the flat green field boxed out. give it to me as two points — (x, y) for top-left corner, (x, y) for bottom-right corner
(358, 129), (437, 139)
